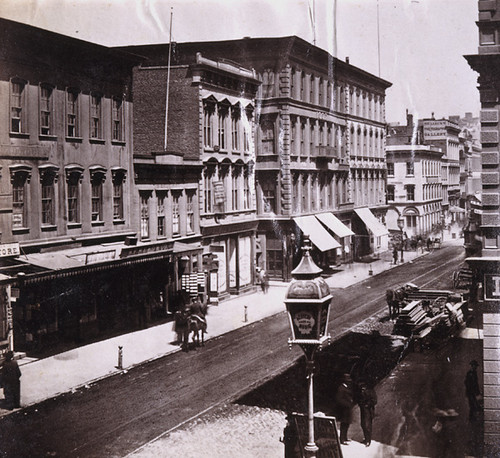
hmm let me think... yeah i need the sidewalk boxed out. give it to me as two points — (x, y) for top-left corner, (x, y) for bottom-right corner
(2, 234), (463, 415)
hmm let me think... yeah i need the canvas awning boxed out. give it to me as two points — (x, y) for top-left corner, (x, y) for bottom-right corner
(354, 207), (389, 237)
(293, 215), (341, 252)
(315, 212), (354, 238)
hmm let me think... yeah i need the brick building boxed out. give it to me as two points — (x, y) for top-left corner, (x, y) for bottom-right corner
(0, 19), (198, 356)
(465, 0), (500, 453)
(121, 45), (261, 298)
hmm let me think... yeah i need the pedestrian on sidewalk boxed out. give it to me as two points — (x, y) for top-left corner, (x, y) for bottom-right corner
(465, 360), (482, 421)
(356, 381), (377, 447)
(335, 373), (355, 445)
(259, 268), (269, 294)
(1, 351), (21, 410)
(392, 246), (398, 265)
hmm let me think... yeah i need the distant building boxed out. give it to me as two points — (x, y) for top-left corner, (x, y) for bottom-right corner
(386, 113), (444, 239)
(465, 0), (500, 453)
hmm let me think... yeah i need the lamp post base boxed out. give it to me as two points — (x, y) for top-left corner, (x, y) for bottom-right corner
(304, 442), (319, 457)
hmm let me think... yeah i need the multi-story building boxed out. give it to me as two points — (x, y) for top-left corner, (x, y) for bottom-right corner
(465, 0), (500, 453)
(386, 113), (444, 238)
(0, 19), (200, 356)
(127, 37), (391, 280)
(421, 116), (462, 216)
(119, 45), (261, 298)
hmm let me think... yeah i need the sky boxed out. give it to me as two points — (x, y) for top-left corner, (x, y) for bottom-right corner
(0, 0), (480, 124)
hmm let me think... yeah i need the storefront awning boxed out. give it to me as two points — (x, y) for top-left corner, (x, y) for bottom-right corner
(293, 216), (341, 252)
(354, 207), (389, 237)
(315, 212), (354, 238)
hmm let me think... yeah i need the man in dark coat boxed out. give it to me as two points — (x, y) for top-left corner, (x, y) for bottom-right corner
(1, 351), (21, 410)
(356, 381), (377, 447)
(335, 373), (355, 445)
(465, 360), (482, 421)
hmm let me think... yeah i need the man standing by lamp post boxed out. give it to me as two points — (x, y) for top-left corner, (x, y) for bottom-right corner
(397, 216), (405, 263)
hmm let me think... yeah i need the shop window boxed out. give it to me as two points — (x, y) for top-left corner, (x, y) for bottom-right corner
(10, 79), (27, 134)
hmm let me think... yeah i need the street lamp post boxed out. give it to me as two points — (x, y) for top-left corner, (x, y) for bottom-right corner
(397, 216), (404, 263)
(284, 236), (332, 458)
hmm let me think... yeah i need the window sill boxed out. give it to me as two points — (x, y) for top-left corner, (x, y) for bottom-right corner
(67, 223), (82, 229)
(113, 219), (125, 225)
(111, 140), (126, 146)
(41, 225), (57, 232)
(39, 134), (58, 141)
(12, 227), (29, 235)
(66, 136), (83, 143)
(91, 220), (105, 227)
(90, 138), (106, 145)
(10, 132), (30, 139)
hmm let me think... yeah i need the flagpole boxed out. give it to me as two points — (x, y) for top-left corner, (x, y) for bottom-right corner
(164, 7), (173, 151)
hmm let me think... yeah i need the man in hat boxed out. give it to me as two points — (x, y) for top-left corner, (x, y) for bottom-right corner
(335, 373), (355, 444)
(1, 351), (21, 410)
(356, 381), (377, 447)
(465, 360), (482, 421)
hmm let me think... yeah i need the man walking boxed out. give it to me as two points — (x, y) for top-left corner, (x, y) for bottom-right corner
(356, 381), (377, 447)
(1, 351), (21, 410)
(465, 360), (482, 421)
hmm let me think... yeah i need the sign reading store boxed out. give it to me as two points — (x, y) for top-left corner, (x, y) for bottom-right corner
(0, 243), (20, 258)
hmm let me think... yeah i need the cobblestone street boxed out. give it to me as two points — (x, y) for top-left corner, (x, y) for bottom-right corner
(130, 404), (286, 458)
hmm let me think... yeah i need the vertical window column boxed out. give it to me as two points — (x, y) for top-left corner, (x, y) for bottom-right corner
(65, 167), (83, 225)
(39, 166), (59, 226)
(90, 168), (106, 223)
(10, 167), (31, 229)
(10, 79), (27, 134)
(111, 169), (126, 221)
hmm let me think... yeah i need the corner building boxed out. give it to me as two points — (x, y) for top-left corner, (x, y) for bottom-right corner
(124, 37), (391, 281)
(466, 0), (500, 453)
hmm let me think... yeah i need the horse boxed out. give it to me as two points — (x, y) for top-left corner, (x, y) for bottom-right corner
(174, 309), (191, 350)
(189, 314), (207, 348)
(386, 287), (406, 320)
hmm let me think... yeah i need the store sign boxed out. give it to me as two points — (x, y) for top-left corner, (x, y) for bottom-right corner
(213, 181), (226, 204)
(0, 243), (20, 258)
